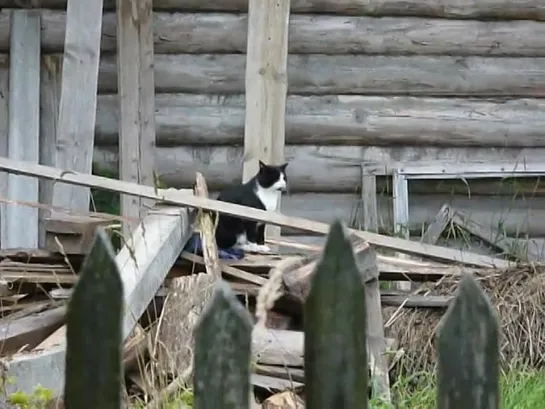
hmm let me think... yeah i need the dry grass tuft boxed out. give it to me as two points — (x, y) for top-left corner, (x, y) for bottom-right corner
(384, 264), (545, 375)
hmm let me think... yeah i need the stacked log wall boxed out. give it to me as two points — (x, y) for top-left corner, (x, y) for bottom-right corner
(1, 1), (545, 254)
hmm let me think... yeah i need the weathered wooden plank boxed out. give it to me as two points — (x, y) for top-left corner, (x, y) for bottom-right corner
(51, 0), (104, 212)
(116, 0), (156, 236)
(360, 149), (378, 233)
(255, 365), (305, 383)
(38, 54), (62, 247)
(0, 156), (516, 267)
(282, 241), (366, 303)
(436, 274), (500, 409)
(4, 10), (41, 249)
(94, 94), (545, 147)
(64, 229), (123, 409)
(93, 145), (545, 195)
(276, 234), (545, 262)
(391, 170), (412, 291)
(251, 373), (304, 392)
(155, 178), (221, 377)
(0, 306), (66, 354)
(243, 0), (290, 243)
(0, 204), (194, 400)
(181, 252), (267, 285)
(3, 11), (545, 56)
(93, 54), (545, 97)
(304, 220), (370, 407)
(117, 206), (194, 339)
(392, 171), (409, 238)
(397, 161), (545, 178)
(44, 213), (113, 255)
(1, 0), (544, 20)
(193, 281), (253, 409)
(451, 208), (537, 261)
(192, 173), (222, 280)
(0, 53), (8, 248)
(352, 243), (390, 401)
(420, 204), (452, 244)
(381, 293), (451, 308)
(182, 240), (464, 282)
(251, 328), (304, 367)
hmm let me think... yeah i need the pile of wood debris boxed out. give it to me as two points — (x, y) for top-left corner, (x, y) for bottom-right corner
(0, 162), (524, 408)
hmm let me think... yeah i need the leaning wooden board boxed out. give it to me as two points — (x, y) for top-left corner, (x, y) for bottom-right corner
(0, 157), (512, 268)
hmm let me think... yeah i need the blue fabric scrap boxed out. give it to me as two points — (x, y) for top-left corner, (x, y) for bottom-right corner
(184, 233), (244, 260)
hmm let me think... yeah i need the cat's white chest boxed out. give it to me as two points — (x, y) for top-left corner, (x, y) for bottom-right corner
(256, 187), (279, 212)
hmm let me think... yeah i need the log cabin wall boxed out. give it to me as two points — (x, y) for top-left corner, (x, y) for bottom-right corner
(1, 0), (545, 258)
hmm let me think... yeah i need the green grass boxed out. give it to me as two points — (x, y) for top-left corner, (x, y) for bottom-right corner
(134, 368), (544, 409)
(369, 368), (545, 409)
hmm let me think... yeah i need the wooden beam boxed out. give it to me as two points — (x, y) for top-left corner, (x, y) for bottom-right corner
(39, 55), (62, 247)
(181, 252), (267, 286)
(0, 157), (513, 268)
(0, 203), (194, 400)
(3, 10), (41, 249)
(360, 154), (378, 232)
(397, 162), (545, 178)
(242, 0), (290, 244)
(450, 207), (538, 261)
(116, 0), (156, 236)
(391, 170), (412, 291)
(0, 306), (66, 355)
(380, 293), (452, 308)
(359, 247), (390, 402)
(421, 204), (452, 245)
(392, 170), (410, 239)
(51, 0), (104, 212)
(0, 55), (8, 255)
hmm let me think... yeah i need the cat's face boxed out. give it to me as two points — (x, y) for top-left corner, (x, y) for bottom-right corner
(257, 160), (288, 192)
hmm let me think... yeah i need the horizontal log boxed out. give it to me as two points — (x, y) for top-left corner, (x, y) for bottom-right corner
(2, 11), (545, 56)
(87, 148), (545, 235)
(2, 0), (544, 20)
(93, 145), (545, 194)
(279, 193), (545, 237)
(94, 93), (545, 147)
(92, 54), (545, 97)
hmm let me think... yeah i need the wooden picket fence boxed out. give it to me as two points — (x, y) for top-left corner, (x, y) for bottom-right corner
(64, 220), (500, 409)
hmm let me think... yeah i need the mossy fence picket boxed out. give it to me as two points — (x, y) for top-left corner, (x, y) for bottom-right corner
(64, 220), (499, 409)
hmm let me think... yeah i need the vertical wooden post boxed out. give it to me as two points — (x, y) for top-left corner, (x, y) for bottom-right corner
(39, 55), (62, 247)
(392, 170), (412, 291)
(0, 57), (9, 248)
(360, 150), (378, 233)
(4, 10), (41, 249)
(243, 0), (291, 243)
(116, 0), (156, 238)
(51, 0), (104, 213)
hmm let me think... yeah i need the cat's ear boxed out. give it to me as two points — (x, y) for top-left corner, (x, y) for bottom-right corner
(279, 162), (289, 171)
(258, 160), (266, 169)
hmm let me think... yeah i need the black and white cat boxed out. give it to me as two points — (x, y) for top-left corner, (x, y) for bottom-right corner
(215, 160), (288, 254)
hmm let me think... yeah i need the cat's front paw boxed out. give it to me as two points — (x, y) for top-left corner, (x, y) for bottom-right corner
(239, 242), (260, 253)
(255, 244), (271, 254)
(239, 242), (271, 254)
